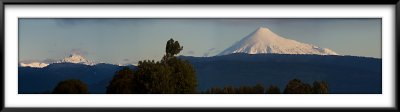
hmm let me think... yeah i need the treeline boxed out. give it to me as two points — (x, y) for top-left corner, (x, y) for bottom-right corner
(201, 84), (277, 94)
(201, 79), (328, 94)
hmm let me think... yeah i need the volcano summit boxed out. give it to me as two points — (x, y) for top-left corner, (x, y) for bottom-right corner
(218, 27), (338, 56)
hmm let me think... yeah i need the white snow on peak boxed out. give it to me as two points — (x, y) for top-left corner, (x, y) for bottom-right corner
(57, 54), (95, 65)
(20, 54), (97, 67)
(218, 27), (339, 56)
(20, 62), (49, 68)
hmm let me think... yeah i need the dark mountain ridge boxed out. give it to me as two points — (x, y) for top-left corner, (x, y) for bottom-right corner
(19, 63), (136, 93)
(179, 53), (381, 94)
(19, 54), (381, 94)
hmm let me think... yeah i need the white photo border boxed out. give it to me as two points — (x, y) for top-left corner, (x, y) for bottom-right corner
(4, 5), (396, 108)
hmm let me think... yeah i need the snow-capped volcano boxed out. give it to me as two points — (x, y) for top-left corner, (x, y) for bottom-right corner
(218, 27), (338, 56)
(57, 54), (95, 65)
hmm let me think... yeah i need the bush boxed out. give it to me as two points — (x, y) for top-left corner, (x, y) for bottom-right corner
(106, 67), (135, 94)
(52, 79), (88, 94)
(266, 85), (281, 94)
(313, 81), (329, 94)
(283, 79), (313, 94)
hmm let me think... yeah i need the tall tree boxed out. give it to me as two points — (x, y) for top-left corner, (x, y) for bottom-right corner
(165, 38), (183, 58)
(107, 38), (197, 94)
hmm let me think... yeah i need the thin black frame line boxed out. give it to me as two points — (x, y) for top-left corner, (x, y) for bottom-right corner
(0, 0), (398, 5)
(1, 1), (399, 112)
(4, 6), (396, 109)
(1, 107), (399, 112)
(4, 11), (396, 109)
(14, 17), (388, 22)
(395, 1), (399, 111)
(1, 1), (4, 112)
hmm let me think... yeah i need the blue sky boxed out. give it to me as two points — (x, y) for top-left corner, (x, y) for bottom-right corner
(19, 18), (381, 64)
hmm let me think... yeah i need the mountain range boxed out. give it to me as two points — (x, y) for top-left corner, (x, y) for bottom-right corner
(19, 53), (381, 94)
(20, 54), (95, 68)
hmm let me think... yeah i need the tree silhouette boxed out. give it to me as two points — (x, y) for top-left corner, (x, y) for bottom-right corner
(283, 79), (313, 94)
(312, 81), (329, 94)
(266, 85), (281, 94)
(52, 79), (88, 94)
(203, 80), (327, 94)
(132, 60), (174, 93)
(165, 38), (183, 58)
(207, 87), (223, 94)
(106, 67), (135, 94)
(253, 83), (265, 94)
(164, 57), (197, 93)
(222, 86), (236, 94)
(204, 84), (267, 94)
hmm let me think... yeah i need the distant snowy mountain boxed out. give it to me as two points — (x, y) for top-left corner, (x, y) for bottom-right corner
(219, 27), (338, 56)
(20, 62), (49, 68)
(56, 54), (95, 65)
(19, 54), (96, 68)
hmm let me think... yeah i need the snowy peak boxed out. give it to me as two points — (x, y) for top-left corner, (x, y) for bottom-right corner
(248, 27), (280, 42)
(61, 54), (88, 63)
(218, 27), (339, 56)
(58, 54), (95, 65)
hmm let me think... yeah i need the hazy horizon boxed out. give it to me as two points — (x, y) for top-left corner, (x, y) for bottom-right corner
(19, 18), (382, 65)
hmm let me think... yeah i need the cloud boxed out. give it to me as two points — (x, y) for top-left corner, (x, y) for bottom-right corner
(203, 48), (219, 57)
(19, 59), (39, 63)
(123, 58), (130, 62)
(203, 52), (210, 57)
(187, 51), (195, 55)
(19, 58), (57, 64)
(42, 58), (57, 63)
(70, 49), (88, 56)
(54, 18), (152, 27)
(119, 59), (138, 66)
(55, 19), (109, 27)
